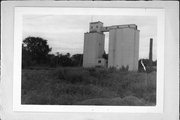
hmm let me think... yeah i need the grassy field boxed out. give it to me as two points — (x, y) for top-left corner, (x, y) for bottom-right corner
(21, 67), (156, 106)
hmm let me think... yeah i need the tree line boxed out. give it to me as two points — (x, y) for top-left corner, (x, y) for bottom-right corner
(22, 36), (156, 71)
(22, 36), (83, 69)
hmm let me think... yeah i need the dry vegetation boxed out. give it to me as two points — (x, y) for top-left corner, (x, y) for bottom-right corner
(21, 67), (156, 106)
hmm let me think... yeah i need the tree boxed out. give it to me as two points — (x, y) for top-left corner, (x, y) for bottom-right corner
(59, 53), (72, 66)
(22, 36), (52, 66)
(71, 54), (83, 66)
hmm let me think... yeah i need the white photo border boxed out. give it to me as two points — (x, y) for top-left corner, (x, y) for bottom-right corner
(13, 7), (165, 113)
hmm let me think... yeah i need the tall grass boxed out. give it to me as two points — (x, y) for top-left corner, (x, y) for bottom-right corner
(22, 67), (156, 105)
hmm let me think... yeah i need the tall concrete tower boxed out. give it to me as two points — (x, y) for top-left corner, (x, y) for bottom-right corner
(83, 21), (105, 67)
(83, 21), (140, 71)
(108, 25), (139, 71)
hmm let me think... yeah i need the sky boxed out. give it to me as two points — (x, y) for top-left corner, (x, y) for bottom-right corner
(23, 15), (157, 60)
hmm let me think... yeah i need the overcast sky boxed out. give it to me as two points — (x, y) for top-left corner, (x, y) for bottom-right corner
(23, 15), (157, 60)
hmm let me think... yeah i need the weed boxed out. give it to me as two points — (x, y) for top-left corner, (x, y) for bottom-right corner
(22, 67), (156, 105)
